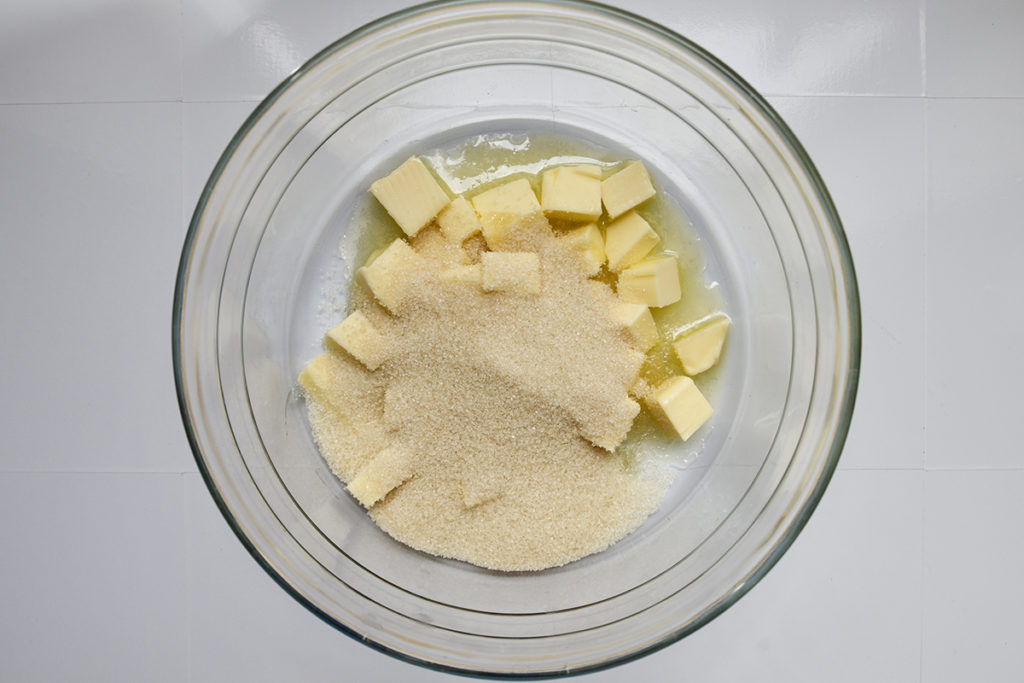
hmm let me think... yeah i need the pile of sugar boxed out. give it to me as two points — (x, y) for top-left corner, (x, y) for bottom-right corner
(305, 213), (670, 571)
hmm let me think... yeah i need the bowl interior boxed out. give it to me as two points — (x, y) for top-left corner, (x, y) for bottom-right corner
(176, 1), (858, 676)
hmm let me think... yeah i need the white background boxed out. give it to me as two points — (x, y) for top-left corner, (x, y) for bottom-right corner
(1, 0), (1022, 680)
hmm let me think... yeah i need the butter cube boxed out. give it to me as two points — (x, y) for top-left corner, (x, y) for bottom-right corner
(646, 375), (713, 441)
(470, 178), (544, 248)
(325, 310), (387, 371)
(617, 256), (681, 307)
(298, 354), (351, 412)
(604, 210), (660, 271)
(563, 222), (606, 275)
(357, 238), (422, 312)
(347, 446), (415, 508)
(674, 315), (730, 376)
(612, 302), (658, 352)
(370, 157), (450, 237)
(580, 395), (641, 451)
(297, 353), (334, 397)
(439, 263), (482, 286)
(480, 252), (541, 295)
(601, 160), (656, 219)
(540, 164), (602, 222)
(436, 196), (482, 243)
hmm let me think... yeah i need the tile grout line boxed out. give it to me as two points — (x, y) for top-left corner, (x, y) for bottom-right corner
(181, 471), (193, 683)
(176, 0), (193, 660)
(0, 470), (201, 475)
(920, 89), (930, 683)
(920, 0), (928, 97)
(2, 95), (1023, 107)
(178, 0), (185, 107)
(0, 98), (264, 107)
(0, 99), (180, 106)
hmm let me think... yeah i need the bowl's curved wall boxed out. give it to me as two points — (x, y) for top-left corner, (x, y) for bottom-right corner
(174, 1), (860, 676)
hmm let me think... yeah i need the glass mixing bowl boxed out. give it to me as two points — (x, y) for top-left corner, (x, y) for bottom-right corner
(173, 0), (860, 676)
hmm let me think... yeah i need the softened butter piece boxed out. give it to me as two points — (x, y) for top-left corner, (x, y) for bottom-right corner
(436, 196), (482, 243)
(612, 301), (658, 352)
(297, 353), (370, 415)
(674, 315), (730, 376)
(540, 164), (602, 222)
(646, 375), (713, 441)
(347, 446), (415, 508)
(439, 263), (482, 285)
(470, 178), (544, 248)
(325, 310), (387, 371)
(617, 256), (681, 308)
(357, 238), (422, 312)
(604, 210), (660, 271)
(297, 353), (334, 397)
(480, 252), (541, 294)
(601, 160), (656, 219)
(369, 157), (450, 237)
(579, 395), (641, 451)
(563, 222), (606, 275)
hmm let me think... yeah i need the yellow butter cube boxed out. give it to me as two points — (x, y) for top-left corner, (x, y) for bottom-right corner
(325, 310), (387, 371)
(436, 196), (482, 243)
(646, 375), (713, 441)
(297, 354), (334, 397)
(579, 395), (641, 451)
(674, 315), (730, 376)
(540, 164), (602, 222)
(563, 222), (606, 275)
(601, 160), (656, 219)
(612, 302), (658, 352)
(370, 157), (450, 237)
(470, 178), (544, 248)
(297, 354), (352, 412)
(347, 446), (415, 508)
(356, 238), (422, 312)
(604, 210), (660, 271)
(439, 263), (482, 286)
(617, 256), (681, 308)
(480, 252), (541, 295)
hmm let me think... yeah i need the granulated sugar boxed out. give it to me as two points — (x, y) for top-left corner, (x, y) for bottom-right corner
(304, 212), (671, 571)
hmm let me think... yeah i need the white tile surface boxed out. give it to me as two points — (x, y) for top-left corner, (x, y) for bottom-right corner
(927, 98), (1024, 470)
(0, 102), (193, 473)
(637, 0), (924, 96)
(923, 470), (1024, 681)
(182, 101), (260, 223)
(926, 0), (1024, 96)
(0, 0), (181, 103)
(186, 469), (923, 682)
(183, 0), (414, 102)
(771, 96), (927, 470)
(0, 472), (187, 682)
(182, 0), (923, 102)
(586, 469), (923, 682)
(1, 0), (1022, 680)
(183, 473), (447, 683)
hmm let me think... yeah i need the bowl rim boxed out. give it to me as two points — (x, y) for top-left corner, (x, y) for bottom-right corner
(172, 0), (861, 677)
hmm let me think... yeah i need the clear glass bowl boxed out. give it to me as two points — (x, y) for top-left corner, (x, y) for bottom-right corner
(173, 0), (860, 676)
